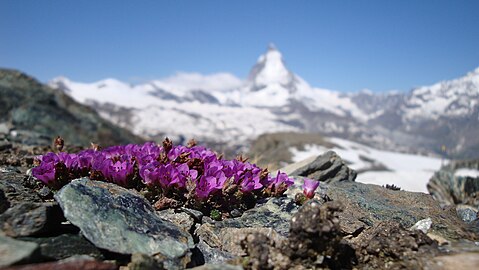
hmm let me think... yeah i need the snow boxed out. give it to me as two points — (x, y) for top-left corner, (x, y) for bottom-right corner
(454, 169), (479, 178)
(49, 45), (379, 134)
(290, 137), (443, 193)
(403, 66), (479, 121)
(130, 100), (298, 143)
(251, 47), (292, 87)
(241, 83), (291, 107)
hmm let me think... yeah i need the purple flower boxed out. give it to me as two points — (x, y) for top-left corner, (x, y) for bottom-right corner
(57, 152), (77, 169)
(38, 152), (59, 164)
(31, 140), (299, 212)
(270, 171), (294, 189)
(105, 160), (135, 186)
(32, 162), (56, 186)
(302, 178), (319, 199)
(140, 161), (161, 186)
(195, 175), (218, 200)
(177, 163), (198, 181)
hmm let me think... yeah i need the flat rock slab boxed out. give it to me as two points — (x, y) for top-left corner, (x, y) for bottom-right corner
(0, 235), (40, 267)
(327, 181), (477, 240)
(54, 178), (193, 260)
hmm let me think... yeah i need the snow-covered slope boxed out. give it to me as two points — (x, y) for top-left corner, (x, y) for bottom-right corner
(49, 45), (479, 158)
(290, 137), (443, 193)
(51, 74), (297, 147)
(402, 67), (479, 121)
(49, 45), (372, 147)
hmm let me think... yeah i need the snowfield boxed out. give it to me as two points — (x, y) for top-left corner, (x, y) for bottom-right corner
(290, 137), (444, 193)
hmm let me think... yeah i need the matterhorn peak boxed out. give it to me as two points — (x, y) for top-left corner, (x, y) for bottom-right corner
(247, 44), (295, 91)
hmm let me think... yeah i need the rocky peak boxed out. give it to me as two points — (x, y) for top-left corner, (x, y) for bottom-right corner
(247, 44), (296, 92)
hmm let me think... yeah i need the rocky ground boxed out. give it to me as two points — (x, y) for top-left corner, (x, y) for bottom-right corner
(1, 141), (478, 269)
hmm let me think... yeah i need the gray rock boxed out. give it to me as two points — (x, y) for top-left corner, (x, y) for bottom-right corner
(0, 173), (42, 207)
(327, 181), (476, 241)
(181, 207), (204, 222)
(456, 205), (478, 223)
(0, 202), (65, 237)
(195, 239), (236, 264)
(54, 178), (193, 267)
(157, 208), (195, 233)
(194, 197), (296, 263)
(196, 224), (285, 258)
(0, 235), (41, 267)
(286, 151), (357, 183)
(19, 234), (103, 260)
(219, 197), (299, 236)
(427, 160), (479, 209)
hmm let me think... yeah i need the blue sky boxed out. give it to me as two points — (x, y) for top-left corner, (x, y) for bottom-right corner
(1, 0), (478, 92)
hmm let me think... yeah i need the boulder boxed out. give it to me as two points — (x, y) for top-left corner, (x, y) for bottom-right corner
(284, 151), (357, 183)
(55, 178), (194, 269)
(427, 160), (479, 209)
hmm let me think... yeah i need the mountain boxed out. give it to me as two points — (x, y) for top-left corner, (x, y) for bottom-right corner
(48, 46), (479, 158)
(358, 68), (479, 158)
(0, 69), (143, 147)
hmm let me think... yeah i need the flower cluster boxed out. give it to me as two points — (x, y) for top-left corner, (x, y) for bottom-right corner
(32, 139), (295, 215)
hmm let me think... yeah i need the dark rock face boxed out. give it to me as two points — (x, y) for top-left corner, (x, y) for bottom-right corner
(54, 178), (194, 267)
(0, 202), (65, 237)
(288, 151), (357, 183)
(427, 160), (479, 209)
(0, 69), (143, 147)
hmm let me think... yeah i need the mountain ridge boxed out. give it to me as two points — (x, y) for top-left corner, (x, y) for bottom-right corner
(48, 46), (479, 158)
